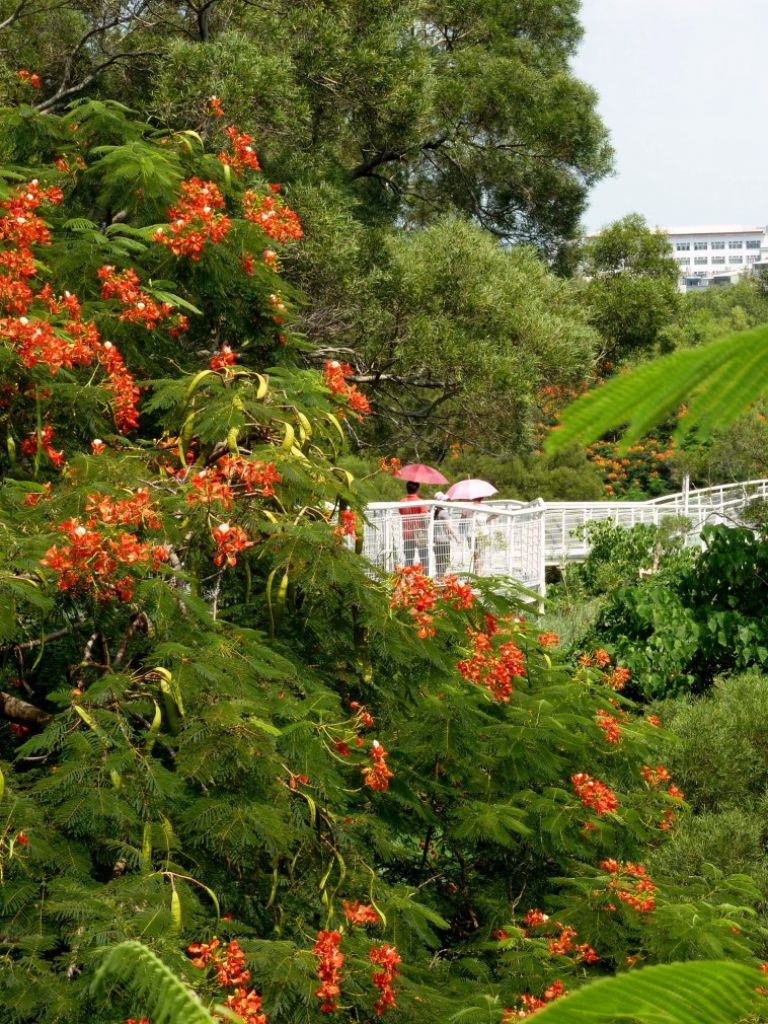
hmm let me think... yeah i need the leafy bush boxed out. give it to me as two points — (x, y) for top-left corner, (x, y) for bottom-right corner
(582, 526), (768, 699)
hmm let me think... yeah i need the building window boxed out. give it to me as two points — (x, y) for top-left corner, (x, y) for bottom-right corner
(729, 255), (744, 264)
(675, 242), (690, 251)
(677, 257), (690, 266)
(711, 256), (726, 264)
(746, 239), (761, 249)
(693, 271), (708, 277)
(728, 240), (743, 249)
(747, 254), (760, 263)
(694, 241), (708, 250)
(711, 241), (726, 249)
(694, 256), (708, 265)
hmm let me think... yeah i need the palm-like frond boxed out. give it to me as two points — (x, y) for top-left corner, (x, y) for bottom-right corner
(534, 960), (761, 1023)
(91, 940), (216, 1024)
(545, 325), (768, 451)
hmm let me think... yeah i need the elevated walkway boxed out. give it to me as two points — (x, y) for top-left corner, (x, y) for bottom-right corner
(361, 479), (768, 594)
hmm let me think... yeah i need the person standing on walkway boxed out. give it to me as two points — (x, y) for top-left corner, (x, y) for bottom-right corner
(433, 492), (458, 577)
(399, 480), (428, 565)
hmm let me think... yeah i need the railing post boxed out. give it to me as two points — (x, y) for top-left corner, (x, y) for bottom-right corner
(682, 472), (690, 515)
(426, 509), (435, 578)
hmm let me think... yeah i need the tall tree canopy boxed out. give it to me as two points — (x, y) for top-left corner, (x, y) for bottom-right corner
(0, 0), (612, 253)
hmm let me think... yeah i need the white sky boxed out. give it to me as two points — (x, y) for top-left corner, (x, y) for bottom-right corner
(572, 0), (768, 233)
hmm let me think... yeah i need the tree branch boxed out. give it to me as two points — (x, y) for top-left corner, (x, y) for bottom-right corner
(0, 690), (50, 724)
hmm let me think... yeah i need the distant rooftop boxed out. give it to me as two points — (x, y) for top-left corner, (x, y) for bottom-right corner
(660, 225), (766, 235)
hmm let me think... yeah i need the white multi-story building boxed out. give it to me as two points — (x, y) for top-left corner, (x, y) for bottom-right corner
(661, 225), (768, 290)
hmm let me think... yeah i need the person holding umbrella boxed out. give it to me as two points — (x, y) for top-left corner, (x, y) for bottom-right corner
(395, 464), (449, 567)
(445, 479), (498, 575)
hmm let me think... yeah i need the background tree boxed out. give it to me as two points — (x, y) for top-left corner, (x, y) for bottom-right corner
(579, 214), (680, 361)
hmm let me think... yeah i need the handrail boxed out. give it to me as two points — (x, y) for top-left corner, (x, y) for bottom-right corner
(359, 478), (768, 595)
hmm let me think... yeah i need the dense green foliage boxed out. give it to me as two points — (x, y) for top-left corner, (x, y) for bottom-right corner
(0, 99), (764, 1024)
(561, 522), (768, 700)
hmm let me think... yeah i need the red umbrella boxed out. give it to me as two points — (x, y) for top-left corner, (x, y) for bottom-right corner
(395, 463), (449, 485)
(446, 479), (497, 500)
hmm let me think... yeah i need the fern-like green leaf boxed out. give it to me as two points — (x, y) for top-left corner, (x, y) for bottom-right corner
(546, 324), (768, 451)
(532, 960), (761, 1023)
(91, 939), (216, 1024)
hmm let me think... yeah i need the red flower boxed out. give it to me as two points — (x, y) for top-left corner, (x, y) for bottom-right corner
(211, 522), (253, 567)
(91, 439), (106, 455)
(368, 944), (400, 1015)
(154, 178), (231, 260)
(343, 900), (379, 926)
(571, 773), (618, 815)
(334, 508), (357, 540)
(98, 265), (179, 331)
(208, 95), (225, 117)
(596, 709), (622, 745)
(15, 831), (28, 846)
(314, 930), (344, 1013)
(457, 625), (525, 703)
(322, 360), (370, 418)
(242, 189), (302, 242)
(362, 740), (394, 792)
(537, 632), (559, 648)
(524, 908), (549, 930)
(210, 344), (237, 372)
(219, 125), (261, 175)
(17, 69), (41, 88)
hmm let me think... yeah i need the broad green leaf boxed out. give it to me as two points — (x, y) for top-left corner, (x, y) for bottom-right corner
(533, 960), (761, 1024)
(546, 324), (768, 451)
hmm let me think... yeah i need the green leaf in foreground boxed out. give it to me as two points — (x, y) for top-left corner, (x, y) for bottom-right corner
(92, 940), (215, 1024)
(545, 324), (768, 452)
(534, 960), (762, 1024)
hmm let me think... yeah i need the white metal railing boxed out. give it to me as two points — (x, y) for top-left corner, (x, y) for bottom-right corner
(360, 479), (768, 593)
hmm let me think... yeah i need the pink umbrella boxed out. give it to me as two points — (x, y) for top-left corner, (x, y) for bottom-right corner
(446, 479), (498, 500)
(395, 463), (449, 485)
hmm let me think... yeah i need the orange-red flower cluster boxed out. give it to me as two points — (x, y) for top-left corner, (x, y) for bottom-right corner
(98, 341), (141, 432)
(537, 632), (559, 648)
(208, 95), (224, 117)
(641, 764), (684, 829)
(210, 344), (236, 372)
(97, 265), (187, 333)
(503, 980), (565, 1020)
(457, 625), (525, 703)
(596, 708), (622, 745)
(378, 457), (402, 475)
(369, 944), (400, 1016)
(640, 764), (670, 788)
(188, 456), (280, 509)
(521, 911), (598, 965)
(334, 508), (357, 540)
(212, 522), (253, 567)
(17, 69), (41, 88)
(243, 190), (303, 243)
(343, 900), (379, 926)
(188, 938), (266, 1024)
(441, 574), (475, 609)
(41, 517), (168, 602)
(350, 701), (374, 729)
(0, 182), (140, 431)
(21, 424), (64, 468)
(362, 740), (394, 792)
(390, 564), (438, 637)
(314, 929), (344, 1013)
(85, 489), (161, 530)
(219, 126), (261, 175)
(578, 648), (630, 691)
(598, 859), (656, 913)
(571, 773), (618, 815)
(154, 178), (231, 260)
(322, 360), (370, 417)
